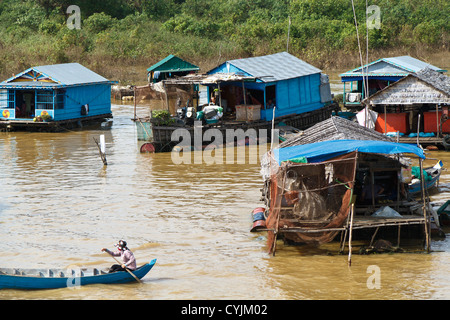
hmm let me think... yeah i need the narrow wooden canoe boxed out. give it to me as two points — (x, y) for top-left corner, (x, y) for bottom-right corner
(0, 259), (156, 290)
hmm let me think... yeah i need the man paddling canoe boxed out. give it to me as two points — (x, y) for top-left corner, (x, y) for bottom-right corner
(102, 240), (137, 273)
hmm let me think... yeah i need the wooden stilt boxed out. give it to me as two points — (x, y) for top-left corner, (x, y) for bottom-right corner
(348, 204), (355, 267)
(419, 158), (431, 253)
(369, 227), (379, 247)
(339, 229), (347, 254)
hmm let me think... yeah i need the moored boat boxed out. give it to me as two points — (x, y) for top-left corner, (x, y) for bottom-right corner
(437, 200), (450, 226)
(408, 161), (442, 196)
(0, 258), (156, 290)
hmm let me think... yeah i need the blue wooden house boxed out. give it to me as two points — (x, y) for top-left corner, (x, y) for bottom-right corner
(206, 52), (333, 121)
(0, 63), (112, 129)
(340, 55), (446, 108)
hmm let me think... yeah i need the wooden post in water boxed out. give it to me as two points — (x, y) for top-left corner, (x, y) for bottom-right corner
(348, 204), (355, 266)
(133, 86), (137, 121)
(416, 115), (430, 253)
(93, 135), (107, 166)
(420, 158), (431, 253)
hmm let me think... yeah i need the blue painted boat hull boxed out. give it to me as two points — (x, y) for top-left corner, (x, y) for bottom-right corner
(408, 167), (441, 196)
(0, 259), (156, 290)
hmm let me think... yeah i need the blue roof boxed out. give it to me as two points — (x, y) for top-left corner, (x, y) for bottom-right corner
(274, 140), (425, 164)
(213, 52), (321, 83)
(0, 63), (110, 88)
(340, 55), (446, 79)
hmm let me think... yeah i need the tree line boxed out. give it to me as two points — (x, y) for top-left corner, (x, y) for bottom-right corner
(0, 0), (447, 83)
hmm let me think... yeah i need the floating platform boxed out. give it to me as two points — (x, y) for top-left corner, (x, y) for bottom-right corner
(0, 113), (113, 132)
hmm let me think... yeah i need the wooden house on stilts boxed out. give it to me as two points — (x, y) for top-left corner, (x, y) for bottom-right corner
(256, 117), (443, 257)
(362, 68), (450, 148)
(340, 55), (446, 109)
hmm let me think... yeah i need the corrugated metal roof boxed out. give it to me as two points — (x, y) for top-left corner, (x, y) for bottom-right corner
(225, 52), (321, 82)
(1, 63), (110, 87)
(385, 56), (445, 73)
(147, 54), (200, 73)
(341, 55), (446, 78)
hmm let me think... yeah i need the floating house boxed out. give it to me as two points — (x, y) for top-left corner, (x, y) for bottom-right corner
(257, 117), (441, 255)
(134, 52), (337, 152)
(362, 68), (450, 148)
(147, 54), (200, 83)
(341, 55), (446, 108)
(0, 63), (112, 130)
(206, 51), (333, 121)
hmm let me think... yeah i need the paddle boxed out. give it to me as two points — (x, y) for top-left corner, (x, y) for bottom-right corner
(107, 254), (142, 284)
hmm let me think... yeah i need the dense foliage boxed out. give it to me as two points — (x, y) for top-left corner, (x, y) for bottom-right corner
(0, 0), (447, 83)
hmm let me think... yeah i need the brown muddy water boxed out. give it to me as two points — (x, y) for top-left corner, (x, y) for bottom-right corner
(1, 103), (450, 300)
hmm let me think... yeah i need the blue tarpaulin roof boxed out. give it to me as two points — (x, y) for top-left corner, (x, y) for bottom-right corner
(273, 140), (425, 164)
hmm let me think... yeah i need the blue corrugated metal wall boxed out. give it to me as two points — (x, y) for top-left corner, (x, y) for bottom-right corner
(53, 84), (111, 121)
(208, 61), (324, 121)
(261, 73), (323, 121)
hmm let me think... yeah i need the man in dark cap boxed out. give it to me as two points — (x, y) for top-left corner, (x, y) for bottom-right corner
(102, 240), (137, 273)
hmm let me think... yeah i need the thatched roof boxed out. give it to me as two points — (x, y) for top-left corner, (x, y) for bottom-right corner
(415, 67), (450, 96)
(278, 116), (393, 148)
(362, 67), (450, 106)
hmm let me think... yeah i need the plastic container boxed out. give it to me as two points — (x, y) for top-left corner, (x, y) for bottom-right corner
(247, 105), (261, 121)
(236, 105), (247, 121)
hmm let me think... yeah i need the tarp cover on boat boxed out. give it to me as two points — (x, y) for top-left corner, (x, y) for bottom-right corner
(273, 139), (425, 164)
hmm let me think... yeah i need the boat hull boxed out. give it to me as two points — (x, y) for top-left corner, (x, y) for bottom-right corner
(408, 166), (441, 196)
(0, 259), (156, 290)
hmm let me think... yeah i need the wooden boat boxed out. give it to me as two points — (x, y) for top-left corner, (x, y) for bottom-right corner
(0, 259), (156, 290)
(408, 161), (442, 196)
(442, 135), (450, 151)
(437, 200), (450, 226)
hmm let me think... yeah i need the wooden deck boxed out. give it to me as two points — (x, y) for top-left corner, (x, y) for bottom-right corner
(274, 215), (426, 234)
(398, 136), (444, 148)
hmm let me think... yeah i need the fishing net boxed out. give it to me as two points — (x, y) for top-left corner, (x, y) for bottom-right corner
(266, 152), (357, 253)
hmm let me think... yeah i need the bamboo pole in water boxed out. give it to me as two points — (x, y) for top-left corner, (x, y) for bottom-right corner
(133, 86), (137, 120)
(348, 203), (355, 266)
(420, 158), (431, 253)
(417, 114), (430, 253)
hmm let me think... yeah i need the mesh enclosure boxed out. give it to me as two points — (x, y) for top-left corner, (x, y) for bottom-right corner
(135, 83), (196, 118)
(266, 152), (357, 252)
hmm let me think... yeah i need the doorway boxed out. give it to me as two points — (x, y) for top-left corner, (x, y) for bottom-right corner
(15, 91), (35, 119)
